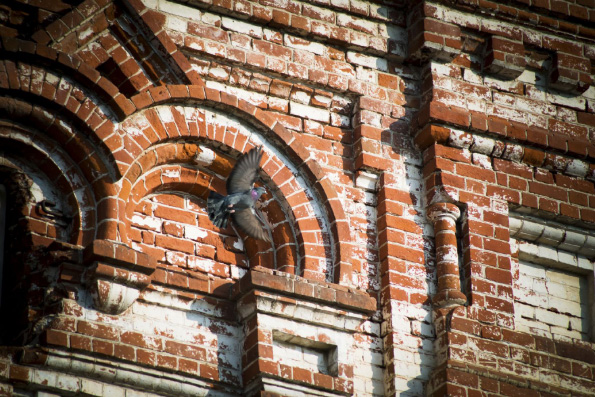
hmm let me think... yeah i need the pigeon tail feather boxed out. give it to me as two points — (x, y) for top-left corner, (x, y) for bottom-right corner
(207, 191), (229, 229)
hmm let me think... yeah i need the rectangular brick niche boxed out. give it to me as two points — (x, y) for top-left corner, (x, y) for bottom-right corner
(272, 330), (338, 377)
(515, 260), (591, 341)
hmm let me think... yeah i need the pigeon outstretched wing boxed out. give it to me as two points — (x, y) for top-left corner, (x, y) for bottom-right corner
(226, 146), (262, 194)
(232, 209), (271, 242)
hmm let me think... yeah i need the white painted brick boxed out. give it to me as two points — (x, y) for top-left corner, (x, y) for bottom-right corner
(34, 370), (58, 389)
(81, 379), (104, 396)
(578, 256), (593, 271)
(330, 113), (350, 128)
(546, 281), (570, 299)
(103, 384), (126, 397)
(166, 16), (187, 32)
(56, 374), (81, 393)
(221, 17), (263, 38)
(268, 97), (288, 111)
(546, 92), (587, 111)
(131, 214), (161, 231)
(463, 68), (483, 84)
(284, 35), (326, 55)
(526, 278), (544, 296)
(125, 389), (153, 397)
(142, 0), (158, 9)
(336, 13), (377, 34)
(516, 275), (534, 291)
(158, 0), (199, 21)
(442, 8), (480, 28)
(548, 296), (582, 317)
(467, 96), (487, 112)
(546, 269), (581, 287)
(165, 251), (186, 267)
(516, 288), (548, 307)
(516, 304), (535, 320)
(550, 326), (581, 341)
(356, 66), (376, 82)
(290, 102), (330, 122)
(201, 12), (221, 26)
(346, 51), (388, 72)
(290, 90), (311, 105)
(519, 261), (546, 277)
(185, 225), (208, 240)
(370, 5), (390, 21)
(393, 359), (423, 378)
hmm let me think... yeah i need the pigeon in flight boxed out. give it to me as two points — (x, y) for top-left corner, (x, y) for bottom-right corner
(207, 146), (270, 242)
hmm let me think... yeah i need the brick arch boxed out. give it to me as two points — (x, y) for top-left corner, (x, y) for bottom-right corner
(0, 94), (123, 240)
(0, 63), (125, 179)
(0, 123), (96, 246)
(122, 87), (353, 283)
(0, 37), (135, 121)
(119, 143), (300, 275)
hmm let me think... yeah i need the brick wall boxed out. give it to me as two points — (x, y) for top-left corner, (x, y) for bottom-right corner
(0, 0), (594, 396)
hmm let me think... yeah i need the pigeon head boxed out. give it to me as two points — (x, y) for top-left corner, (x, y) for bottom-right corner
(251, 187), (266, 200)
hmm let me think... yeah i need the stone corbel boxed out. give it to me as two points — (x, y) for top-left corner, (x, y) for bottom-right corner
(548, 52), (592, 94)
(407, 3), (462, 63)
(83, 240), (156, 314)
(482, 35), (526, 80)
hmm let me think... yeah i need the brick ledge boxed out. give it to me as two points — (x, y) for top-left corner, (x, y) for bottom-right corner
(233, 267), (377, 314)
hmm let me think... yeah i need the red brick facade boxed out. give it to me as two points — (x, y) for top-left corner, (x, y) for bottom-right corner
(0, 0), (594, 395)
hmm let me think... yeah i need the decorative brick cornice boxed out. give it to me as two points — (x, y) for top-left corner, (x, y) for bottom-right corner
(234, 266), (376, 314)
(415, 124), (595, 181)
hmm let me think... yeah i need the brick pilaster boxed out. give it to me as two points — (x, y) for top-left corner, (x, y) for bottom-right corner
(427, 203), (466, 308)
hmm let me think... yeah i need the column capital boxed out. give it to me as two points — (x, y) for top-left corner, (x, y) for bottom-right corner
(427, 202), (461, 223)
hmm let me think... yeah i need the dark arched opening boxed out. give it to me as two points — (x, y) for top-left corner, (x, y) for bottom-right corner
(0, 166), (33, 345)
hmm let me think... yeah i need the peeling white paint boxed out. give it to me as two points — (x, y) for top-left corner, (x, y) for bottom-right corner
(233, 239), (244, 251)
(194, 146), (215, 166)
(157, 107), (174, 123)
(131, 214), (162, 231)
(187, 257), (215, 273)
(79, 27), (94, 42)
(472, 153), (492, 170)
(185, 225), (208, 240)
(162, 169), (180, 179)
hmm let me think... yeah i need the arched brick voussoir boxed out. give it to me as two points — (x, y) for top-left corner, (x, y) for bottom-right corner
(271, 222), (298, 274)
(0, 64), (124, 180)
(121, 142), (233, 196)
(97, 196), (120, 240)
(127, 85), (353, 284)
(258, 198), (300, 274)
(0, 128), (96, 246)
(0, 38), (137, 120)
(119, 165), (214, 245)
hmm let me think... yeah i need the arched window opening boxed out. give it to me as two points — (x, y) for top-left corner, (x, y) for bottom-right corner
(0, 167), (33, 345)
(0, 184), (5, 309)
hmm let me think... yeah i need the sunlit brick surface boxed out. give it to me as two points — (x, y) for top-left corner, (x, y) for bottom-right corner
(515, 260), (590, 342)
(1, 0), (595, 395)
